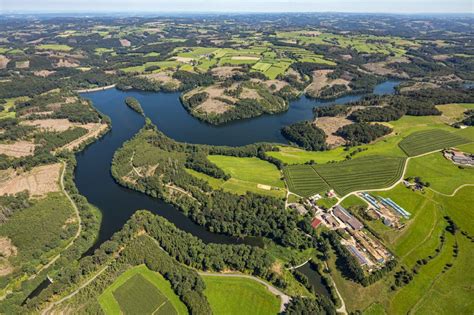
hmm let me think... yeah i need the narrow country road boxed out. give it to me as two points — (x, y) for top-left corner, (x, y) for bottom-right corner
(41, 265), (109, 315)
(198, 272), (291, 313)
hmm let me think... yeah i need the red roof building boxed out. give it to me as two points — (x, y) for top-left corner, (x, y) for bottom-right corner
(311, 218), (322, 229)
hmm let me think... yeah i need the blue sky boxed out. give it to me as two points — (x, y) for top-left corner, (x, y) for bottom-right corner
(1, 0), (472, 13)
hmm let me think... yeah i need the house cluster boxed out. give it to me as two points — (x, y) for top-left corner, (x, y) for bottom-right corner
(443, 149), (474, 167)
(359, 193), (410, 229)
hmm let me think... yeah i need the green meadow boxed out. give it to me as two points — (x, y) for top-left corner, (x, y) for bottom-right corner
(98, 265), (188, 315)
(203, 275), (280, 315)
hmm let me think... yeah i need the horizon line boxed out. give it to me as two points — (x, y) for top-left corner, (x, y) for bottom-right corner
(1, 10), (472, 15)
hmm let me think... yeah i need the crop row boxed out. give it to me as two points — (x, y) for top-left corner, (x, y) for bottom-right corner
(399, 130), (470, 156)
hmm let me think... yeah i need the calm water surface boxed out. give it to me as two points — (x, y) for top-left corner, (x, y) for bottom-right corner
(77, 80), (399, 246)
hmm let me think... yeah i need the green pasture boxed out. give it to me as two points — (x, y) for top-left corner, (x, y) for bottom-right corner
(203, 275), (280, 315)
(406, 151), (474, 195)
(98, 265), (188, 315)
(37, 44), (73, 52)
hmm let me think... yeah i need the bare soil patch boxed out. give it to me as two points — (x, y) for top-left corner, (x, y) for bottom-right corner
(0, 163), (61, 197)
(211, 66), (242, 78)
(54, 58), (79, 68)
(306, 70), (351, 98)
(399, 82), (440, 93)
(21, 119), (75, 132)
(0, 237), (17, 276)
(185, 84), (237, 115)
(0, 55), (9, 69)
(141, 71), (180, 86)
(253, 79), (289, 91)
(119, 39), (131, 47)
(33, 70), (56, 77)
(231, 56), (260, 61)
(0, 141), (35, 158)
(172, 56), (194, 63)
(313, 116), (352, 147)
(362, 56), (410, 78)
(15, 60), (29, 69)
(60, 123), (107, 151)
(240, 87), (262, 100)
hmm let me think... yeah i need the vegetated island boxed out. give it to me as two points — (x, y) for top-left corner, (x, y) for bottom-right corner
(125, 97), (144, 115)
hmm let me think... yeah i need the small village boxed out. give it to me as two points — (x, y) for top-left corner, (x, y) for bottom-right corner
(290, 190), (414, 272)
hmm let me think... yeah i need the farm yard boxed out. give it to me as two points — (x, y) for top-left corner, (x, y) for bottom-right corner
(398, 129), (470, 156)
(98, 265), (188, 315)
(203, 275), (281, 315)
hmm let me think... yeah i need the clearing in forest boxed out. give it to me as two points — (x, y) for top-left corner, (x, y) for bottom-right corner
(98, 265), (188, 315)
(203, 275), (280, 315)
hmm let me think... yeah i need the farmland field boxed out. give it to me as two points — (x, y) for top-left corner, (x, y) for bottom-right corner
(283, 164), (329, 197)
(313, 156), (406, 196)
(98, 265), (188, 315)
(208, 155), (285, 189)
(36, 44), (73, 51)
(398, 129), (470, 156)
(203, 275), (280, 315)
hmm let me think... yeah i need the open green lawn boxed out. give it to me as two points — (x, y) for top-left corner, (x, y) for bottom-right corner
(203, 275), (280, 315)
(36, 44), (73, 52)
(99, 265), (188, 315)
(208, 155), (285, 189)
(398, 129), (470, 157)
(406, 151), (474, 195)
(185, 155), (287, 198)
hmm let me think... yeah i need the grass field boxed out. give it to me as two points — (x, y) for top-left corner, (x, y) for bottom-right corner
(99, 265), (188, 315)
(283, 165), (329, 197)
(406, 151), (474, 195)
(330, 184), (473, 314)
(0, 97), (23, 119)
(36, 44), (73, 52)
(203, 275), (280, 315)
(313, 156), (406, 196)
(398, 129), (470, 156)
(208, 155), (285, 189)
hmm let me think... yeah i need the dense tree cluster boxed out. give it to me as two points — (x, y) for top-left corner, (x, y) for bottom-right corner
(124, 97), (144, 115)
(281, 121), (327, 151)
(0, 191), (31, 224)
(111, 123), (311, 249)
(335, 123), (392, 145)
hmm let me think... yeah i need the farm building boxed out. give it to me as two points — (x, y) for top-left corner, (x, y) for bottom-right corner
(381, 198), (410, 219)
(311, 218), (322, 229)
(322, 213), (339, 228)
(346, 245), (368, 266)
(443, 149), (474, 166)
(333, 205), (364, 230)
